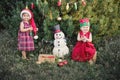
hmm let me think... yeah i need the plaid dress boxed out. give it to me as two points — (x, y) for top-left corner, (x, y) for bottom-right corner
(18, 22), (35, 51)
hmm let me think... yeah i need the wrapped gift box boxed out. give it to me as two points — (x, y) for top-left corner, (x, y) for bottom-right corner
(36, 54), (55, 64)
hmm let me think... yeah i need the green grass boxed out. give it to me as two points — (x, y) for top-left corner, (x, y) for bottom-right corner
(0, 31), (119, 80)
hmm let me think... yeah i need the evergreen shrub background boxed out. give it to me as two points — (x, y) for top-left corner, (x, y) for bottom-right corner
(0, 0), (120, 80)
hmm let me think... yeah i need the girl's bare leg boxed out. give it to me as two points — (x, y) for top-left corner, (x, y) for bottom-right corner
(22, 51), (27, 59)
(88, 51), (97, 65)
(92, 51), (97, 63)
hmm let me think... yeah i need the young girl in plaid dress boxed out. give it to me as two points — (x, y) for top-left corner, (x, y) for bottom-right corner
(18, 7), (38, 60)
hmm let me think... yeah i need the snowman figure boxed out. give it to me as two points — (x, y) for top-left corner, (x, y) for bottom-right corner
(53, 24), (69, 58)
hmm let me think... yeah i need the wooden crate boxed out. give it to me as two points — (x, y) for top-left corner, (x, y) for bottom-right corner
(36, 54), (55, 64)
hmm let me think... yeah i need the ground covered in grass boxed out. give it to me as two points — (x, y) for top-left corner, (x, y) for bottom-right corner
(0, 31), (119, 80)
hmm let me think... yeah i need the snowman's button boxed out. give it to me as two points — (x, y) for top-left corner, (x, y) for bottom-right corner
(58, 44), (60, 46)
(58, 41), (60, 43)
(58, 49), (60, 51)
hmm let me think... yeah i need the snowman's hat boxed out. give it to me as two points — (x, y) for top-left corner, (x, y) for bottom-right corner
(54, 24), (61, 33)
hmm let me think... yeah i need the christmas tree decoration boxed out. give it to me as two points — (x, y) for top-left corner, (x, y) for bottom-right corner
(66, 3), (69, 11)
(57, 0), (62, 7)
(58, 60), (68, 67)
(58, 59), (62, 62)
(44, 0), (48, 5)
(31, 2), (35, 9)
(82, 0), (86, 6)
(25, 5), (28, 9)
(49, 10), (53, 20)
(58, 61), (64, 67)
(53, 24), (69, 58)
(44, 0), (48, 4)
(57, 16), (62, 21)
(62, 60), (68, 65)
(74, 2), (77, 10)
(36, 0), (39, 5)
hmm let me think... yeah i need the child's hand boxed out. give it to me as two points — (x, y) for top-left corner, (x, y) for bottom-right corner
(84, 36), (87, 40)
(81, 36), (84, 41)
(29, 27), (33, 31)
(82, 38), (86, 42)
(83, 36), (88, 42)
(81, 36), (87, 42)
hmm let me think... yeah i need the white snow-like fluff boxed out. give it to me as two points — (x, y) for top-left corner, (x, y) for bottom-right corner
(53, 31), (69, 58)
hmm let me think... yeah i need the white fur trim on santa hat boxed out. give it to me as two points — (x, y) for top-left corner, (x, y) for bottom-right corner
(20, 9), (32, 19)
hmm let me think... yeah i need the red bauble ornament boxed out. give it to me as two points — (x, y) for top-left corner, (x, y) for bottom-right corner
(58, 62), (64, 67)
(58, 60), (68, 67)
(82, 0), (86, 6)
(31, 3), (35, 9)
(57, 0), (61, 7)
(63, 60), (68, 65)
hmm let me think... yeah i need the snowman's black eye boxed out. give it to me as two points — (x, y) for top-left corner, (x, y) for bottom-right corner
(59, 34), (61, 36)
(56, 34), (58, 36)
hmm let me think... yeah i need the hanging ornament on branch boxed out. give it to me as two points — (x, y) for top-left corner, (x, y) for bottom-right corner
(82, 0), (86, 6)
(57, 16), (62, 21)
(57, 0), (62, 7)
(74, 2), (77, 10)
(36, 0), (38, 5)
(44, 0), (48, 5)
(31, 2), (35, 9)
(66, 3), (69, 11)
(49, 10), (53, 20)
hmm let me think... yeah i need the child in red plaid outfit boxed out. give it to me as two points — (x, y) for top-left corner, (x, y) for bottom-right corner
(18, 7), (38, 60)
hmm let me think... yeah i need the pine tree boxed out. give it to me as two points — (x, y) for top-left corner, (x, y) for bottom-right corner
(0, 0), (120, 46)
(35, 0), (75, 41)
(35, 0), (120, 45)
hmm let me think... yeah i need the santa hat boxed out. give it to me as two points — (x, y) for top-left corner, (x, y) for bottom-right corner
(20, 6), (38, 39)
(20, 7), (32, 19)
(79, 18), (90, 27)
(54, 24), (61, 33)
